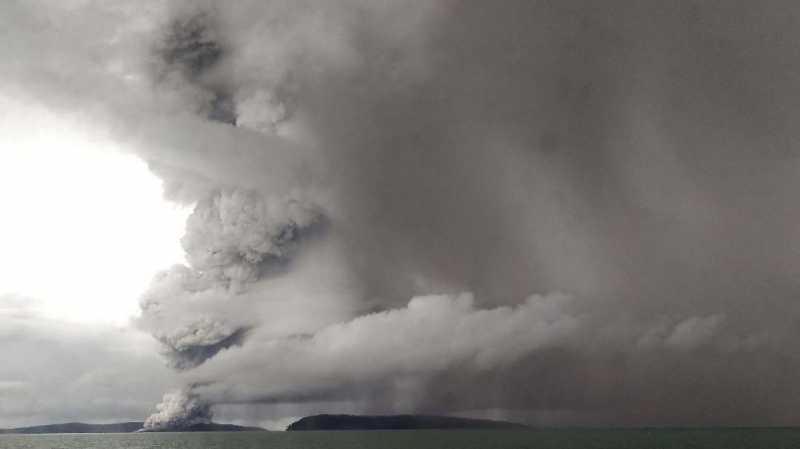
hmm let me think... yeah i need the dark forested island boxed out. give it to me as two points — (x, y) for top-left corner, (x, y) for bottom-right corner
(286, 414), (529, 431)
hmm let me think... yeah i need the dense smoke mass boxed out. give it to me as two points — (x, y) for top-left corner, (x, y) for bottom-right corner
(5, 0), (800, 428)
(143, 388), (212, 430)
(137, 188), (324, 370)
(151, 318), (247, 370)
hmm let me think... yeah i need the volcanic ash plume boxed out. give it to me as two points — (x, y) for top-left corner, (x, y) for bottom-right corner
(143, 387), (212, 431)
(134, 1), (753, 426)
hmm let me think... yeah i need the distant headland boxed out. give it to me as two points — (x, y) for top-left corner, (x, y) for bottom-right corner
(287, 414), (528, 431)
(0, 422), (264, 434)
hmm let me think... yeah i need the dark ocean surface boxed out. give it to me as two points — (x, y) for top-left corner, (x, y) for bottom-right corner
(2, 429), (800, 449)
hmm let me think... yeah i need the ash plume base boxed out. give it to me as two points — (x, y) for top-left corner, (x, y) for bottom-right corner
(142, 387), (212, 431)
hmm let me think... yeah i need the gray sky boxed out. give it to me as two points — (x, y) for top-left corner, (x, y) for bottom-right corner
(3, 0), (800, 428)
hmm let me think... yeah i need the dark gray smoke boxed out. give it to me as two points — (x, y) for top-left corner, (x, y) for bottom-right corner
(154, 321), (248, 370)
(156, 10), (235, 124)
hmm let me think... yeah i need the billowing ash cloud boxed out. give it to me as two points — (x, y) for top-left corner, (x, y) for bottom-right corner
(182, 189), (322, 285)
(185, 292), (583, 404)
(137, 188), (323, 371)
(143, 387), (212, 430)
(7, 0), (800, 427)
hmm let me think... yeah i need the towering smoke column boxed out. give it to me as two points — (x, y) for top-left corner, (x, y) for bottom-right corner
(137, 6), (339, 426)
(138, 187), (325, 423)
(9, 0), (800, 427)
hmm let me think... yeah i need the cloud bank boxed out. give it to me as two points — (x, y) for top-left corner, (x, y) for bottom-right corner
(0, 295), (176, 428)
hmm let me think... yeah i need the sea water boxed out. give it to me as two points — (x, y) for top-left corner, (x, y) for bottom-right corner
(1, 429), (800, 449)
